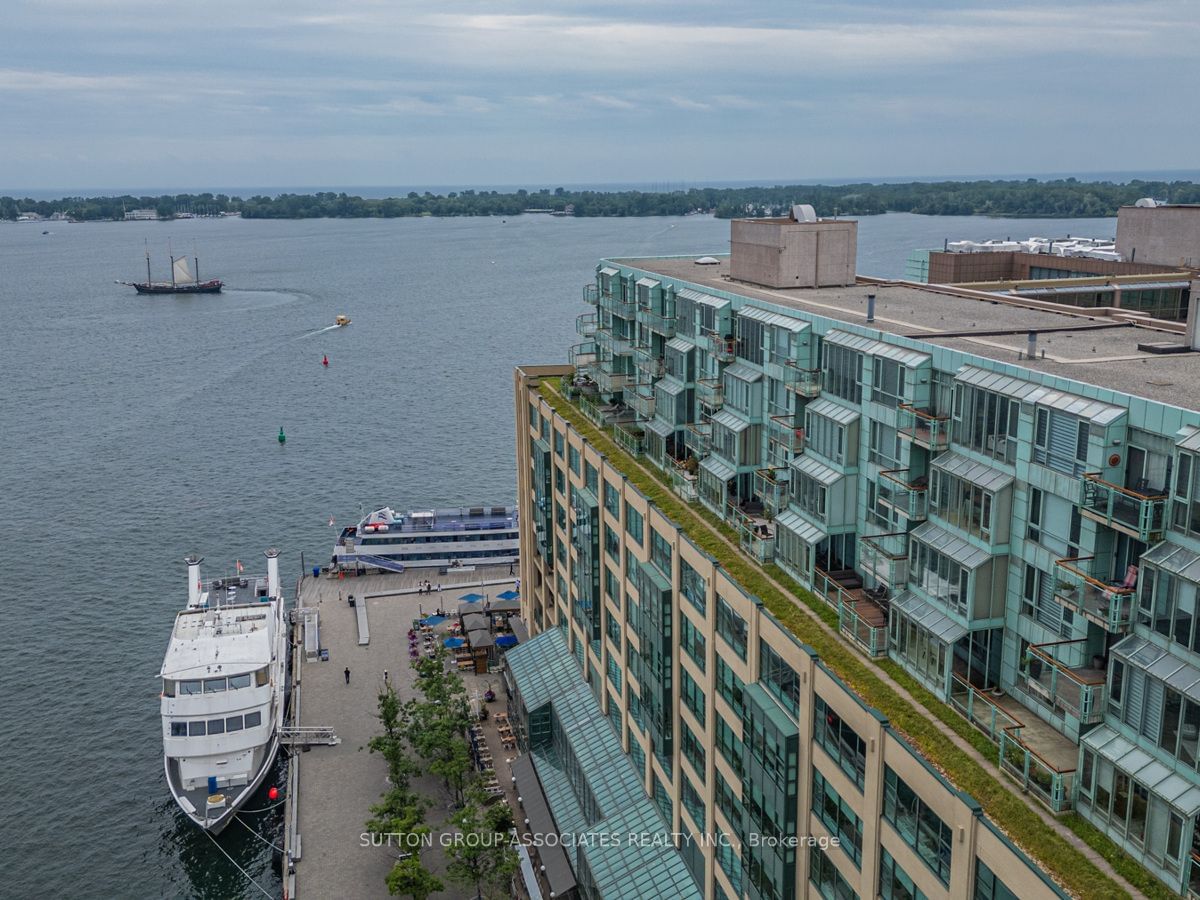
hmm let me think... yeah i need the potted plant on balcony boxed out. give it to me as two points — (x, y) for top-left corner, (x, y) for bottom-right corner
(1055, 580), (1077, 601)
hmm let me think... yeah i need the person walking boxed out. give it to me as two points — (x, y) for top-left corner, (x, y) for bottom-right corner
(344, 667), (351, 685)
(384, 669), (389, 684)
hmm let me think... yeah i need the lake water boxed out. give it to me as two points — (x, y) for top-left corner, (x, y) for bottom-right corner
(0, 211), (1115, 898)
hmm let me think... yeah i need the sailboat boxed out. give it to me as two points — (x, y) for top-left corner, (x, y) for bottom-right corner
(121, 249), (223, 294)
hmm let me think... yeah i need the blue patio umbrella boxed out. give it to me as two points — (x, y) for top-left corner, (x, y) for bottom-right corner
(421, 614), (447, 626)
(495, 635), (518, 648)
(459, 592), (485, 602)
(496, 590), (519, 600)
(444, 636), (466, 648)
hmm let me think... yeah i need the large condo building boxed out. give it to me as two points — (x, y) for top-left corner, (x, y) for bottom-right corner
(510, 211), (1200, 900)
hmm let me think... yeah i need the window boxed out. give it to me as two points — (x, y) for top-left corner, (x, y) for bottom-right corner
(170, 721), (187, 737)
(813, 769), (863, 867)
(931, 470), (995, 542)
(717, 596), (748, 659)
(651, 528), (672, 577)
(229, 673), (251, 690)
(226, 715), (244, 732)
(203, 677), (227, 693)
(604, 480), (620, 516)
(682, 773), (706, 829)
(681, 557), (707, 615)
(628, 729), (645, 777)
(872, 357), (907, 407)
(881, 847), (927, 900)
(681, 615), (707, 672)
(813, 697), (866, 789)
(207, 717), (226, 735)
(681, 718), (707, 776)
(568, 444), (580, 475)
(954, 385), (1018, 464)
(759, 639), (799, 718)
(1020, 563), (1073, 638)
(1034, 407), (1089, 476)
(625, 504), (644, 545)
(604, 565), (619, 603)
(179, 680), (202, 696)
(973, 858), (1019, 900)
(554, 429), (564, 457)
(908, 538), (970, 615)
(883, 767), (953, 885)
(555, 466), (565, 495)
(245, 711), (262, 728)
(716, 713), (744, 778)
(681, 666), (706, 727)
(1172, 451), (1200, 537)
(736, 314), (765, 365)
(606, 607), (621, 646)
(810, 846), (858, 900)
(823, 343), (862, 404)
(807, 408), (847, 465)
(188, 721), (206, 736)
(606, 652), (622, 695)
(791, 471), (828, 521)
(604, 523), (619, 562)
(870, 421), (903, 469)
(585, 461), (597, 493)
(716, 658), (745, 717)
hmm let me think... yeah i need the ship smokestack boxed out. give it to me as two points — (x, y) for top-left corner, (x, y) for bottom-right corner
(265, 548), (281, 600)
(866, 293), (876, 323)
(186, 554), (204, 609)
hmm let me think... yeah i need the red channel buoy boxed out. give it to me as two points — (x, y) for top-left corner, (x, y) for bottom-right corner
(268, 786), (279, 801)
(322, 354), (329, 367)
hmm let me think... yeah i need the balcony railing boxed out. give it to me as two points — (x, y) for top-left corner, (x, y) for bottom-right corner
(702, 329), (737, 362)
(598, 292), (636, 316)
(897, 404), (949, 451)
(583, 284), (599, 305)
(837, 597), (888, 658)
(860, 532), (910, 589)
(753, 467), (790, 516)
(726, 503), (775, 562)
(1020, 639), (1107, 725)
(813, 565), (857, 611)
(768, 415), (805, 454)
(696, 378), (724, 409)
(1053, 555), (1136, 632)
(639, 309), (677, 337)
(569, 341), (597, 369)
(595, 328), (633, 356)
(878, 470), (929, 521)
(613, 422), (644, 456)
(670, 459), (699, 503)
(1079, 473), (1168, 543)
(684, 422), (711, 456)
(575, 312), (597, 337)
(633, 347), (665, 379)
(784, 362), (822, 398)
(593, 368), (633, 395)
(627, 385), (656, 420)
(949, 673), (1022, 744)
(999, 729), (1075, 814)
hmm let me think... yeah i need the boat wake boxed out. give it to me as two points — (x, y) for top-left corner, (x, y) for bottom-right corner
(298, 324), (341, 339)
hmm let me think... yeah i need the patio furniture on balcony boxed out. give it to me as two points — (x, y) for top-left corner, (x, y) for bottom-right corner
(701, 328), (736, 362)
(768, 415), (805, 454)
(1079, 472), (1168, 542)
(753, 467), (790, 516)
(898, 403), (949, 451)
(696, 378), (724, 409)
(878, 470), (929, 521)
(1053, 555), (1136, 632)
(1020, 639), (1107, 725)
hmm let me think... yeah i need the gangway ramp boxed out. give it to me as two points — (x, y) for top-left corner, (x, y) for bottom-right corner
(354, 553), (407, 573)
(354, 596), (369, 645)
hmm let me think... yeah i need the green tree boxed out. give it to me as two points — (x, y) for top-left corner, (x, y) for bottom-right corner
(445, 784), (519, 900)
(386, 857), (444, 900)
(405, 651), (474, 803)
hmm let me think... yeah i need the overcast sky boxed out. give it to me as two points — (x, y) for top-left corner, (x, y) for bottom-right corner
(4, 0), (1198, 191)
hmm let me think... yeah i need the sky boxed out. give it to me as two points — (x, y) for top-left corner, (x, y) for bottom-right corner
(3, 0), (1199, 192)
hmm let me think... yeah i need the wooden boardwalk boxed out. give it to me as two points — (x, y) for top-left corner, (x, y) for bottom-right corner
(282, 565), (519, 900)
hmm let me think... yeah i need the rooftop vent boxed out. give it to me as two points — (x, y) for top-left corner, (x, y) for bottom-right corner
(1134, 197), (1160, 208)
(791, 203), (817, 223)
(694, 256), (720, 265)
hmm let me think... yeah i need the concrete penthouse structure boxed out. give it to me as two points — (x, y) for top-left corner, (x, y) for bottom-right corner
(513, 210), (1200, 899)
(1118, 203), (1200, 270)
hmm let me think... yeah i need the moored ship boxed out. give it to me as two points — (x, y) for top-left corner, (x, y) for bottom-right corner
(333, 506), (519, 572)
(159, 550), (288, 832)
(121, 250), (222, 294)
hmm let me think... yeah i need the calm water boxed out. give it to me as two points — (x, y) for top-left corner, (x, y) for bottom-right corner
(0, 211), (1115, 898)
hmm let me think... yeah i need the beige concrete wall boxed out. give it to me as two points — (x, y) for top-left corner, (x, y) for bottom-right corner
(730, 218), (857, 288)
(515, 376), (1064, 900)
(1117, 206), (1200, 268)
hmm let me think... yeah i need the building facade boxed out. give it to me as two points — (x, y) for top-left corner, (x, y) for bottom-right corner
(519, 213), (1200, 897)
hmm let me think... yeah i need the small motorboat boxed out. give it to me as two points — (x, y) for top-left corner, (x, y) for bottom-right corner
(335, 315), (351, 327)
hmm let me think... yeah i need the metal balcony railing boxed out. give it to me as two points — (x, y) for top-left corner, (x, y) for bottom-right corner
(701, 329), (736, 362)
(753, 467), (790, 516)
(639, 309), (677, 337)
(670, 459), (699, 503)
(627, 385), (656, 420)
(583, 284), (599, 305)
(1079, 473), (1168, 542)
(768, 415), (805, 454)
(837, 597), (888, 658)
(897, 404), (949, 451)
(696, 378), (724, 409)
(598, 291), (636, 316)
(592, 368), (633, 395)
(684, 422), (711, 456)
(999, 728), (1076, 814)
(1020, 639), (1107, 725)
(784, 362), (822, 398)
(613, 422), (644, 456)
(860, 532), (910, 589)
(1053, 555), (1136, 632)
(576, 312), (597, 337)
(569, 341), (597, 369)
(878, 470), (929, 521)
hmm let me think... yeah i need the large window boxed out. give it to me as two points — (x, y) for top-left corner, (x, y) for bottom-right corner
(883, 767), (953, 886)
(909, 539), (970, 615)
(791, 470), (828, 521)
(1172, 452), (1200, 537)
(681, 615), (707, 672)
(625, 503), (644, 545)
(681, 666), (707, 727)
(681, 557), (707, 615)
(716, 657), (745, 717)
(973, 858), (1019, 900)
(716, 713), (744, 778)
(954, 385), (1018, 464)
(681, 772), (706, 830)
(872, 357), (907, 408)
(931, 471), (994, 541)
(813, 696), (866, 789)
(717, 596), (748, 659)
(813, 769), (863, 867)
(736, 315), (765, 364)
(807, 408), (847, 465)
(760, 639), (800, 718)
(823, 343), (862, 404)
(1138, 563), (1200, 654)
(650, 527), (673, 577)
(681, 718), (707, 777)
(604, 480), (620, 516)
(881, 847), (927, 900)
(869, 421), (903, 469)
(810, 846), (859, 900)
(1020, 564), (1073, 638)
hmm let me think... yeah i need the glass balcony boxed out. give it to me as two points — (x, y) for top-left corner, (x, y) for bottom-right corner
(583, 284), (599, 305)
(949, 673), (1023, 745)
(878, 470), (928, 521)
(784, 362), (822, 398)
(595, 328), (633, 356)
(726, 504), (775, 562)
(860, 532), (909, 589)
(1053, 555), (1136, 632)
(671, 459), (699, 503)
(598, 291), (636, 316)
(569, 341), (597, 369)
(684, 422), (711, 456)
(753, 467), (790, 516)
(768, 415), (805, 454)
(1019, 639), (1107, 725)
(696, 378), (724, 409)
(702, 329), (736, 362)
(627, 384), (656, 420)
(898, 404), (949, 451)
(1079, 473), (1168, 542)
(576, 312), (597, 337)
(837, 597), (888, 658)
(999, 729), (1075, 813)
(633, 344), (665, 379)
(639, 309), (677, 337)
(593, 368), (633, 394)
(613, 422), (644, 456)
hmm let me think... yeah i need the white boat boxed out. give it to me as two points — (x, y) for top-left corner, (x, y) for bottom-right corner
(159, 550), (289, 832)
(333, 505), (519, 572)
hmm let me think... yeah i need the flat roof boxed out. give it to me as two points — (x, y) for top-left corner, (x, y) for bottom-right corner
(613, 255), (1200, 412)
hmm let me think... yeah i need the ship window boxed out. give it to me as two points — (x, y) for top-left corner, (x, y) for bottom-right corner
(244, 711), (263, 728)
(179, 680), (202, 695)
(229, 674), (251, 690)
(207, 718), (226, 735)
(255, 668), (269, 687)
(204, 678), (227, 693)
(162, 679), (176, 697)
(170, 721), (188, 737)
(188, 721), (207, 736)
(226, 716), (244, 732)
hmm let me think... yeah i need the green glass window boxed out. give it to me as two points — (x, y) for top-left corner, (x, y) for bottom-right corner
(681, 718), (706, 778)
(681, 615), (707, 672)
(681, 666), (706, 727)
(881, 847), (927, 900)
(884, 766), (952, 886)
(716, 657), (745, 717)
(569, 444), (580, 475)
(813, 769), (863, 867)
(814, 696), (866, 789)
(625, 503), (644, 545)
(759, 639), (799, 718)
(681, 557), (707, 616)
(717, 596), (748, 659)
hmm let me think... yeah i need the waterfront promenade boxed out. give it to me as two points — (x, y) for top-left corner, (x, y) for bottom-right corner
(285, 565), (519, 899)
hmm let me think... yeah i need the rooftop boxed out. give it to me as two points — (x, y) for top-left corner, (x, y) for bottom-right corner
(162, 603), (273, 677)
(613, 254), (1200, 413)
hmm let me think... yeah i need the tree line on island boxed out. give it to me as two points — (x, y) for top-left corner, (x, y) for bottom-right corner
(5, 178), (1199, 222)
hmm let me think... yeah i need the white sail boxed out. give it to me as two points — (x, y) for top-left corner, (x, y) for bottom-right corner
(172, 256), (195, 284)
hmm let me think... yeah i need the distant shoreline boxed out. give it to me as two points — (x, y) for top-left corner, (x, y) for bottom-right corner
(4, 177), (1196, 222)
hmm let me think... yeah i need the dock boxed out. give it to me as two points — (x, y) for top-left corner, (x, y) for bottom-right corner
(281, 565), (521, 900)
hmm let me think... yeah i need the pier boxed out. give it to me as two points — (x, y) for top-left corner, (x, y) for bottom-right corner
(281, 565), (521, 899)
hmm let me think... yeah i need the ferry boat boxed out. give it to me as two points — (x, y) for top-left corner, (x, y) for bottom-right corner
(333, 506), (519, 572)
(159, 550), (288, 833)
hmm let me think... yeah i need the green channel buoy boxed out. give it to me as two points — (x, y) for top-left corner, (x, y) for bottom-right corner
(278, 427), (286, 444)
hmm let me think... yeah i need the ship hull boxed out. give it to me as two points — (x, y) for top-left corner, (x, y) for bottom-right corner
(133, 280), (223, 294)
(165, 734), (280, 833)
